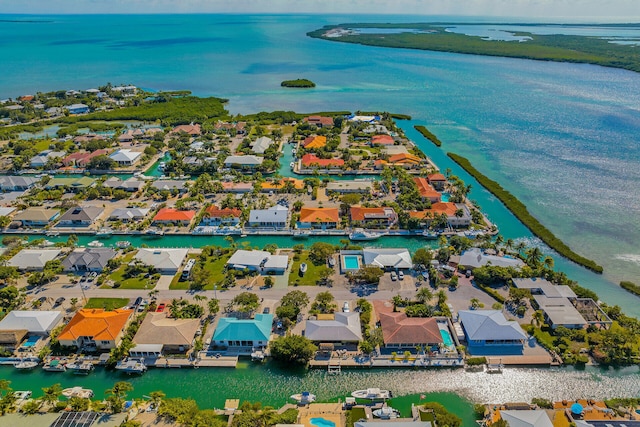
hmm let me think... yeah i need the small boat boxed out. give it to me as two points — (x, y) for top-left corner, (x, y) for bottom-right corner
(87, 240), (104, 247)
(373, 406), (401, 419)
(351, 388), (392, 400)
(43, 359), (66, 372)
(299, 263), (308, 274)
(115, 358), (147, 374)
(40, 239), (55, 247)
(14, 360), (38, 370)
(328, 257), (336, 268)
(158, 162), (166, 171)
(45, 230), (60, 237)
(96, 228), (113, 238)
(251, 349), (266, 362)
(66, 360), (94, 375)
(62, 387), (94, 399)
(290, 162), (295, 169)
(422, 230), (438, 239)
(292, 230), (310, 239)
(116, 240), (131, 249)
(290, 391), (316, 405)
(349, 229), (382, 241)
(13, 391), (32, 401)
(144, 228), (164, 237)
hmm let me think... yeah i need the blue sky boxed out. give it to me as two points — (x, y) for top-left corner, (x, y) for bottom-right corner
(0, 0), (638, 20)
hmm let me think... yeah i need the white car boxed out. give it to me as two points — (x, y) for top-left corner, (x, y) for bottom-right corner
(398, 271), (404, 280)
(390, 271), (397, 281)
(342, 302), (350, 313)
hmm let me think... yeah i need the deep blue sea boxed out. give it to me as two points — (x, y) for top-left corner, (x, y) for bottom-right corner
(2, 14), (640, 315)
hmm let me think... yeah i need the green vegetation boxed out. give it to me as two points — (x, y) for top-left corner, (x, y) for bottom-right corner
(308, 23), (640, 74)
(289, 250), (334, 287)
(466, 356), (487, 366)
(158, 397), (227, 427)
(420, 402), (462, 427)
(106, 255), (159, 290)
(269, 335), (317, 364)
(281, 78), (316, 88)
(414, 125), (442, 147)
(231, 402), (298, 427)
(620, 280), (640, 298)
(84, 297), (129, 311)
(447, 152), (603, 273)
(171, 248), (233, 290)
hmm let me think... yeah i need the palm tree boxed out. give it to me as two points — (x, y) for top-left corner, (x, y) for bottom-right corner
(436, 290), (447, 305)
(495, 235), (504, 249)
(149, 390), (165, 409)
(515, 241), (527, 254)
(106, 381), (133, 413)
(525, 247), (543, 269)
(505, 238), (514, 254)
(416, 287), (433, 304)
(194, 294), (207, 309)
(543, 256), (554, 270)
(39, 383), (62, 409)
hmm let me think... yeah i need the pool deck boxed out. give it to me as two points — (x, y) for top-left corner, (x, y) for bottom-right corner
(298, 403), (345, 427)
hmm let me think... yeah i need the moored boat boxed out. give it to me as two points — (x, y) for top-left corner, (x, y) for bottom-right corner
(13, 391), (32, 401)
(116, 240), (131, 249)
(251, 349), (266, 362)
(66, 360), (94, 375)
(373, 406), (401, 419)
(351, 388), (392, 400)
(115, 358), (147, 374)
(14, 360), (38, 370)
(143, 227), (164, 237)
(290, 391), (316, 405)
(62, 387), (94, 399)
(87, 240), (104, 247)
(45, 230), (60, 237)
(292, 230), (310, 239)
(43, 359), (66, 372)
(422, 230), (438, 239)
(95, 228), (113, 238)
(299, 263), (308, 274)
(349, 229), (382, 241)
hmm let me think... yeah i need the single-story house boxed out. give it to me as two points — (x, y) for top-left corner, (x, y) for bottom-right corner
(383, 145), (409, 156)
(386, 153), (423, 167)
(58, 308), (133, 350)
(250, 136), (274, 154)
(428, 173), (447, 191)
(414, 177), (442, 204)
(214, 121), (246, 135)
(304, 312), (362, 347)
(301, 154), (344, 169)
(62, 247), (117, 272)
(499, 410), (554, 427)
(7, 249), (62, 271)
(362, 248), (412, 270)
(326, 180), (373, 194)
(350, 206), (397, 227)
(298, 207), (340, 229)
(132, 312), (200, 354)
(304, 115), (334, 128)
(247, 205), (289, 229)
(103, 177), (146, 192)
(62, 149), (110, 168)
(457, 247), (524, 270)
(221, 182), (253, 193)
(224, 155), (264, 169)
(45, 176), (95, 192)
(458, 310), (527, 355)
(109, 149), (142, 166)
(0, 176), (37, 192)
(370, 134), (395, 145)
(151, 179), (189, 193)
(512, 278), (577, 299)
(30, 150), (66, 168)
(12, 208), (60, 227)
(200, 205), (242, 226)
(226, 249), (288, 275)
(152, 208), (196, 226)
(65, 103), (89, 115)
(134, 248), (189, 274)
(57, 206), (104, 227)
(213, 313), (273, 352)
(260, 178), (305, 193)
(0, 310), (63, 336)
(377, 309), (443, 349)
(171, 123), (201, 136)
(532, 296), (588, 330)
(0, 330), (28, 351)
(109, 207), (150, 222)
(302, 135), (327, 149)
(0, 207), (15, 218)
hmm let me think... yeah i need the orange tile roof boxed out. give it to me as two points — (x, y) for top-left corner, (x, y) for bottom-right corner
(378, 311), (442, 345)
(204, 205), (242, 218)
(58, 309), (132, 342)
(305, 116), (334, 126)
(409, 202), (459, 219)
(371, 134), (394, 145)
(299, 207), (340, 223)
(301, 154), (344, 168)
(350, 206), (395, 221)
(221, 182), (253, 192)
(414, 177), (442, 201)
(172, 124), (201, 135)
(428, 173), (447, 182)
(388, 153), (422, 164)
(302, 135), (327, 149)
(153, 208), (196, 222)
(261, 178), (305, 191)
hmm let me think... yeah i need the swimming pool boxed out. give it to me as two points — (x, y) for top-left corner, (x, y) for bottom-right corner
(441, 192), (450, 202)
(440, 329), (453, 347)
(343, 255), (360, 270)
(21, 336), (39, 348)
(310, 418), (336, 427)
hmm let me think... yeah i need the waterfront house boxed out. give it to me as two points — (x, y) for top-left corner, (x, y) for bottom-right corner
(531, 296), (588, 330)
(151, 179), (190, 193)
(348, 114), (380, 123)
(171, 123), (201, 136)
(302, 135), (327, 150)
(200, 205), (242, 226)
(427, 173), (447, 191)
(409, 202), (472, 228)
(457, 247), (524, 270)
(152, 208), (196, 226)
(304, 115), (334, 128)
(414, 177), (442, 204)
(498, 410), (554, 427)
(213, 313), (273, 352)
(65, 103), (90, 115)
(109, 149), (142, 166)
(109, 207), (150, 222)
(112, 85), (138, 96)
(370, 134), (395, 145)
(57, 206), (104, 227)
(250, 136), (274, 154)
(0, 310), (63, 337)
(298, 207), (340, 229)
(0, 207), (15, 218)
(0, 330), (28, 352)
(260, 178), (305, 193)
(301, 154), (344, 169)
(7, 249), (62, 271)
(326, 180), (373, 194)
(131, 312), (200, 355)
(103, 177), (146, 192)
(134, 248), (189, 274)
(349, 206), (397, 228)
(226, 249), (289, 275)
(386, 153), (423, 168)
(221, 182), (253, 193)
(45, 176), (96, 192)
(30, 150), (66, 168)
(214, 121), (246, 135)
(62, 149), (110, 168)
(0, 176), (37, 192)
(512, 278), (577, 299)
(362, 248), (412, 270)
(117, 130), (135, 143)
(304, 312), (362, 348)
(58, 308), (133, 350)
(458, 310), (527, 355)
(13, 207), (60, 227)
(375, 302), (443, 349)
(247, 205), (289, 229)
(224, 155), (264, 169)
(62, 247), (117, 273)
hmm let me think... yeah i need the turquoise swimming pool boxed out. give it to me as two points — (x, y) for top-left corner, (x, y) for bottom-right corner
(310, 418), (336, 427)
(343, 255), (360, 270)
(21, 336), (39, 348)
(441, 192), (450, 202)
(440, 329), (453, 347)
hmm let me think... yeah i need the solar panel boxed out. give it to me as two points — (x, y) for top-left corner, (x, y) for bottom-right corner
(50, 411), (99, 427)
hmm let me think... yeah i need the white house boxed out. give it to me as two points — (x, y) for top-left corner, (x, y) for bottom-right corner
(224, 155), (263, 169)
(134, 248), (189, 274)
(250, 136), (274, 154)
(109, 149), (142, 166)
(247, 205), (288, 229)
(362, 248), (413, 270)
(226, 249), (288, 275)
(0, 311), (64, 336)
(7, 249), (62, 271)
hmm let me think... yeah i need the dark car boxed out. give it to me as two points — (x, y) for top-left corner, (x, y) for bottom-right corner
(54, 297), (65, 306)
(134, 297), (143, 306)
(263, 307), (270, 314)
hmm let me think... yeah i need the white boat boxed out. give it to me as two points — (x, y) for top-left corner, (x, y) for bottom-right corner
(115, 358), (147, 374)
(144, 227), (164, 237)
(40, 239), (55, 247)
(299, 263), (308, 274)
(292, 230), (310, 239)
(373, 406), (401, 419)
(158, 162), (166, 171)
(13, 391), (32, 401)
(351, 388), (392, 400)
(14, 360), (38, 370)
(116, 240), (131, 249)
(96, 228), (113, 238)
(87, 240), (104, 247)
(62, 387), (94, 399)
(290, 391), (316, 405)
(45, 230), (60, 237)
(422, 230), (438, 239)
(66, 360), (94, 375)
(251, 349), (266, 362)
(349, 229), (382, 241)
(43, 359), (66, 372)
(290, 162), (295, 169)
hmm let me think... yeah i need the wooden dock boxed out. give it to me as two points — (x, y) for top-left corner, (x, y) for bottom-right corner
(153, 355), (238, 368)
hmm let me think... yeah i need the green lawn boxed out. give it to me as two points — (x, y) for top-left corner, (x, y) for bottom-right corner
(170, 252), (232, 290)
(84, 298), (130, 311)
(288, 252), (329, 286)
(102, 251), (158, 290)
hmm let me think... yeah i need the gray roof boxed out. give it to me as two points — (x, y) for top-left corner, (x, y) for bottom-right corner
(250, 136), (274, 154)
(103, 177), (145, 191)
(58, 206), (104, 222)
(248, 205), (288, 224)
(0, 176), (37, 190)
(62, 247), (117, 271)
(7, 249), (61, 270)
(305, 312), (363, 342)
(135, 248), (188, 271)
(0, 310), (63, 334)
(500, 410), (553, 427)
(224, 155), (264, 166)
(13, 208), (59, 222)
(356, 422), (433, 427)
(458, 310), (527, 341)
(227, 250), (270, 268)
(533, 296), (587, 326)
(362, 248), (412, 269)
(512, 278), (577, 299)
(263, 255), (289, 270)
(151, 180), (189, 191)
(458, 248), (524, 269)
(109, 149), (142, 162)
(109, 208), (150, 221)
(0, 207), (16, 217)
(326, 180), (374, 192)
(133, 312), (200, 347)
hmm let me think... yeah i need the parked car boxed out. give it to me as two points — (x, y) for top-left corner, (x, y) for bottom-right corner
(342, 302), (350, 313)
(398, 271), (404, 281)
(156, 303), (166, 312)
(137, 301), (147, 312)
(263, 307), (270, 314)
(134, 297), (143, 306)
(390, 271), (397, 281)
(465, 270), (472, 278)
(54, 297), (65, 306)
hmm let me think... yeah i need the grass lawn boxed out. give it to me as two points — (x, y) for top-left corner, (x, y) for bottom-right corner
(102, 251), (158, 290)
(288, 252), (329, 286)
(84, 297), (129, 311)
(170, 252), (232, 290)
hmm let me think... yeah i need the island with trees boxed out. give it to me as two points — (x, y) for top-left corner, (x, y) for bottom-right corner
(281, 79), (316, 88)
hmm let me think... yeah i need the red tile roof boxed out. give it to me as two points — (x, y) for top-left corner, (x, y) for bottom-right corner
(172, 124), (201, 135)
(299, 207), (340, 223)
(428, 173), (447, 182)
(204, 205), (242, 218)
(153, 208), (196, 222)
(63, 149), (110, 167)
(305, 116), (334, 126)
(371, 134), (394, 145)
(302, 135), (327, 149)
(350, 206), (395, 221)
(388, 153), (422, 164)
(378, 310), (443, 345)
(301, 154), (344, 168)
(409, 202), (459, 219)
(414, 177), (441, 201)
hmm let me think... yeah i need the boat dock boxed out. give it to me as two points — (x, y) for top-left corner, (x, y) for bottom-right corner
(310, 354), (465, 370)
(153, 354), (239, 368)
